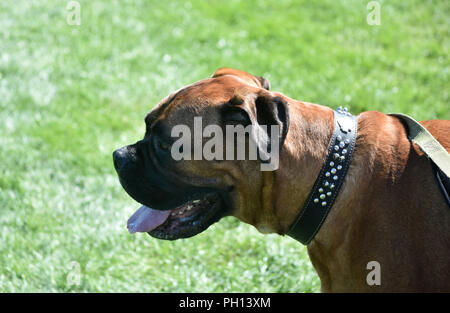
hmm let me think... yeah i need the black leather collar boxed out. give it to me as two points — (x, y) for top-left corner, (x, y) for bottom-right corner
(287, 107), (358, 245)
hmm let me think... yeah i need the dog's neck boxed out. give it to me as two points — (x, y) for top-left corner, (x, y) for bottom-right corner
(272, 97), (343, 232)
(271, 98), (414, 291)
(275, 97), (377, 231)
(274, 101), (363, 219)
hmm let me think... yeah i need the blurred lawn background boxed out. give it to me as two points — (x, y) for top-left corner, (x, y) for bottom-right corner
(0, 0), (448, 292)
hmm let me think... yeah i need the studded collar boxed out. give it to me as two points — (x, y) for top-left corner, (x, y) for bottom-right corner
(287, 107), (358, 245)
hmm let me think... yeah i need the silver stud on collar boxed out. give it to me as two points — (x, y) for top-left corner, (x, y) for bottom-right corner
(323, 181), (330, 187)
(329, 161), (335, 167)
(330, 183), (335, 189)
(314, 198), (319, 203)
(331, 168), (337, 174)
(344, 138), (350, 145)
(337, 135), (342, 142)
(334, 153), (340, 159)
(321, 201), (327, 207)
(339, 141), (345, 148)
(334, 145), (339, 151)
(333, 175), (339, 181)
(326, 191), (332, 197)
(325, 171), (330, 177)
(342, 149), (348, 155)
(336, 106), (350, 115)
(337, 165), (342, 170)
(320, 194), (326, 200)
(319, 188), (324, 193)
(339, 156), (346, 162)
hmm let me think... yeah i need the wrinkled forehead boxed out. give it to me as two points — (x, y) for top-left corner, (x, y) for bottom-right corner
(145, 75), (256, 126)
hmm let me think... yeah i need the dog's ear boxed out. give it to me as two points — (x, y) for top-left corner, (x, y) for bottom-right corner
(256, 76), (271, 90)
(222, 93), (289, 165)
(251, 93), (289, 162)
(212, 68), (270, 90)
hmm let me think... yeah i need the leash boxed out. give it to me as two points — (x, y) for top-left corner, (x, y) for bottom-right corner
(287, 107), (358, 245)
(390, 113), (450, 208)
(389, 114), (450, 178)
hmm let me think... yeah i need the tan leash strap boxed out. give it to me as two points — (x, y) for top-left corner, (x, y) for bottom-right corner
(390, 113), (450, 177)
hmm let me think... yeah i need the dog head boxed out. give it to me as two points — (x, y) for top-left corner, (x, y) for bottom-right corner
(113, 68), (290, 240)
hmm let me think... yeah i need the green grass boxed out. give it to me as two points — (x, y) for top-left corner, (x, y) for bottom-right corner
(0, 0), (448, 292)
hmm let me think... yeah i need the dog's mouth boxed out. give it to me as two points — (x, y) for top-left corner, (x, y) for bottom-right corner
(127, 192), (224, 240)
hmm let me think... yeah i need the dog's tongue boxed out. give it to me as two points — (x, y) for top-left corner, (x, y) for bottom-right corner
(127, 205), (171, 234)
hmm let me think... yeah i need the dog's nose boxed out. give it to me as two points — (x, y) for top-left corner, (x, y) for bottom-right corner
(113, 146), (129, 171)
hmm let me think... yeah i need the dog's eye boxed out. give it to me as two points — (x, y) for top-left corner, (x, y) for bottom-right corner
(223, 108), (251, 126)
(157, 138), (170, 151)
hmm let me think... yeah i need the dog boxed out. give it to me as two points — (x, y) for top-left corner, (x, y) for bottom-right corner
(113, 68), (450, 292)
